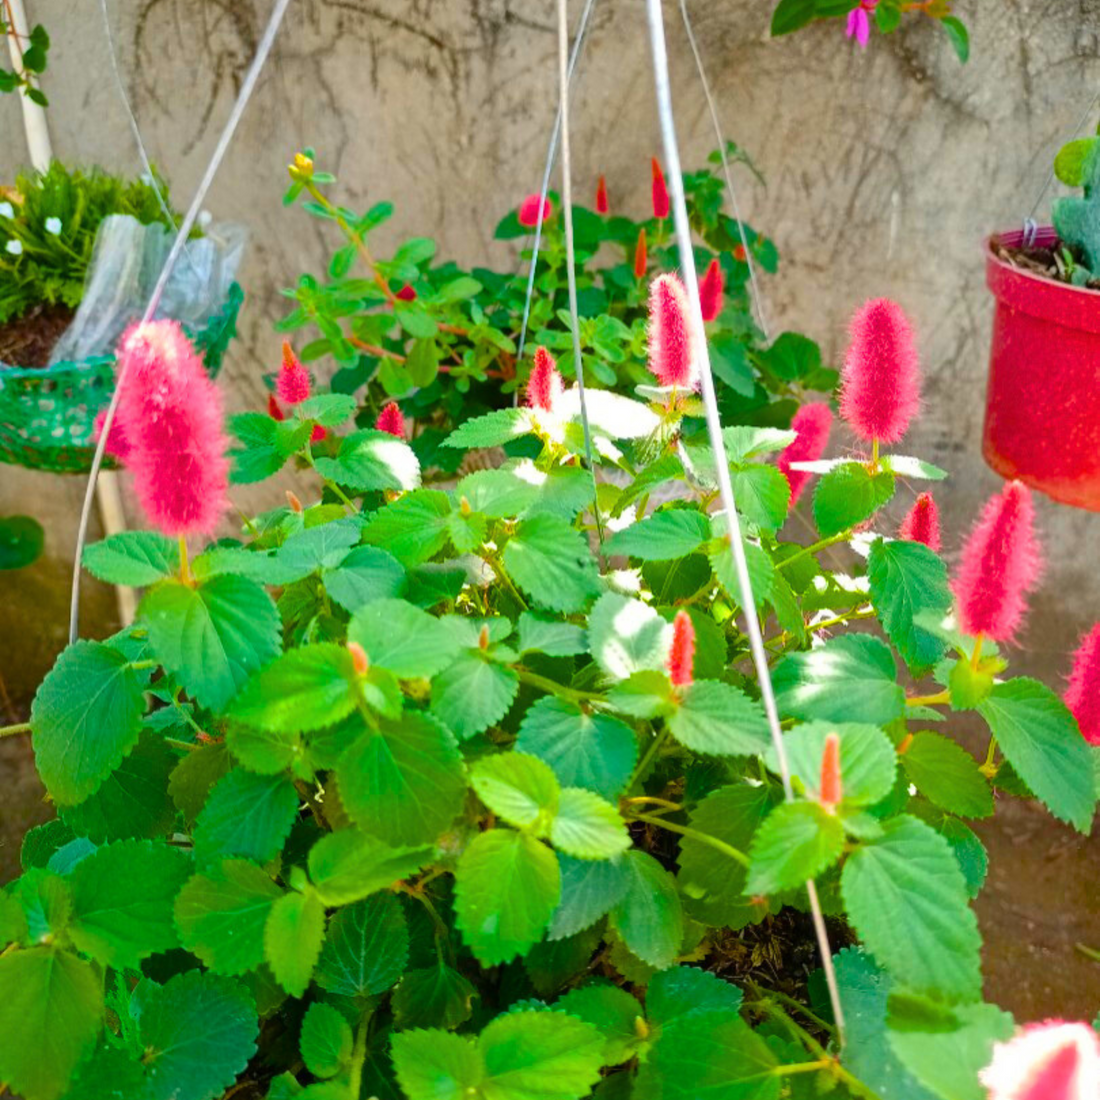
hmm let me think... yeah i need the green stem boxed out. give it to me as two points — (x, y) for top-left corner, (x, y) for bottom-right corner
(628, 726), (670, 791)
(164, 737), (199, 753)
(627, 811), (749, 868)
(979, 735), (999, 778)
(515, 668), (599, 705)
(304, 445), (358, 514)
(486, 552), (529, 611)
(806, 607), (875, 635)
(777, 531), (851, 572)
(906, 690), (950, 708)
(0, 722), (30, 737)
(774, 1060), (830, 1077)
(346, 1010), (373, 1100)
(1075, 943), (1100, 962)
(178, 535), (190, 584)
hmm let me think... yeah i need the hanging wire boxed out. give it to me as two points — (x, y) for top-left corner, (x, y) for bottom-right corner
(515, 0), (598, 370)
(69, 0), (295, 643)
(557, 0), (604, 548)
(643, 0), (846, 1043)
(677, 0), (769, 340)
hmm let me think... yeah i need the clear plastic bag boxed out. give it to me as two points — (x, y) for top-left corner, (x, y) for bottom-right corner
(49, 213), (247, 364)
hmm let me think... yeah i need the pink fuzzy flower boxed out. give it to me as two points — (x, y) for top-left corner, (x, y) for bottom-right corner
(647, 273), (695, 389)
(651, 157), (670, 219)
(980, 1020), (1100, 1100)
(276, 341), (311, 406)
(839, 298), (921, 444)
(698, 259), (725, 323)
(113, 320), (229, 539)
(846, 0), (878, 48)
(953, 480), (1041, 642)
(668, 610), (695, 689)
(898, 492), (941, 553)
(518, 194), (552, 228)
(395, 284), (417, 302)
(778, 403), (832, 505)
(526, 346), (562, 414)
(375, 402), (405, 439)
(819, 732), (842, 810)
(94, 407), (131, 461)
(633, 228), (648, 280)
(595, 175), (609, 215)
(1065, 625), (1100, 746)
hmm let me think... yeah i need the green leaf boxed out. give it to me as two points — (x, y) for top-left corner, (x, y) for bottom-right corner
(361, 490), (452, 565)
(940, 15), (969, 63)
(709, 526), (775, 610)
(746, 802), (845, 895)
(174, 859), (282, 975)
(773, 635), (906, 726)
(323, 545), (406, 613)
(516, 613), (587, 657)
(265, 888), (326, 996)
(314, 893), (409, 997)
(731, 464), (790, 531)
(12, 870), (72, 943)
(225, 722), (302, 777)
(668, 680), (771, 757)
(169, 742), (232, 823)
(229, 412), (311, 484)
(550, 788), (631, 859)
(470, 752), (560, 832)
(140, 970), (258, 1100)
(83, 531), (177, 585)
(229, 644), (358, 734)
(503, 515), (599, 613)
(432, 653), (519, 739)
(768, 721), (897, 808)
(300, 1002), (354, 1079)
(314, 429), (420, 492)
(297, 393), (358, 427)
(610, 850), (683, 970)
(554, 983), (644, 1064)
(391, 1030), (483, 1100)
(813, 462), (895, 537)
(549, 854), (630, 940)
(348, 598), (463, 678)
(279, 521), (361, 574)
(193, 768), (299, 865)
(68, 840), (190, 968)
(646, 965), (744, 1025)
(867, 539), (952, 669)
(338, 712), (467, 844)
(308, 829), (433, 905)
(770, 0), (816, 35)
(393, 961), (477, 1031)
(455, 829), (561, 965)
(587, 592), (670, 680)
(603, 510), (710, 561)
(31, 640), (146, 806)
(902, 732), (993, 819)
(515, 697), (637, 800)
(1055, 137), (1099, 186)
(444, 408), (533, 449)
(0, 947), (103, 1100)
(978, 678), (1096, 833)
(842, 815), (982, 1001)
(142, 575), (281, 711)
(458, 468), (541, 518)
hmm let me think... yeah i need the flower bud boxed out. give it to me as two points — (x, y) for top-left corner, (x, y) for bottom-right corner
(819, 732), (842, 810)
(667, 610), (695, 689)
(347, 641), (370, 677)
(651, 157), (670, 219)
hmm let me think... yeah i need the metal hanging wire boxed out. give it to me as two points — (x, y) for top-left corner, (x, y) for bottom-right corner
(69, 0), (295, 643)
(643, 0), (846, 1043)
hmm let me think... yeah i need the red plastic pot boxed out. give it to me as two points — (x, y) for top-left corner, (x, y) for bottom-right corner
(983, 226), (1100, 510)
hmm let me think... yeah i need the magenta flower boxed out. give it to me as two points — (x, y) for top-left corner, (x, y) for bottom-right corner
(980, 1020), (1100, 1100)
(518, 194), (552, 228)
(526, 346), (563, 415)
(276, 341), (311, 406)
(647, 273), (695, 389)
(375, 402), (406, 439)
(667, 610), (695, 689)
(846, 1), (878, 48)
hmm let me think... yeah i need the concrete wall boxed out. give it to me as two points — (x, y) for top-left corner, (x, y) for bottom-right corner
(4, 0), (1100, 683)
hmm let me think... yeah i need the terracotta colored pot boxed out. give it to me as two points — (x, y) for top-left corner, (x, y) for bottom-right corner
(983, 227), (1100, 510)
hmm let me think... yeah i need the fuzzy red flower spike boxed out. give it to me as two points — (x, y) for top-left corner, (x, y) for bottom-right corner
(375, 402), (405, 439)
(698, 259), (725, 322)
(395, 284), (417, 302)
(839, 297), (920, 445)
(518, 194), (552, 228)
(276, 341), (311, 406)
(651, 157), (670, 219)
(1065, 625), (1100, 746)
(980, 1020), (1100, 1100)
(778, 403), (832, 505)
(819, 732), (842, 811)
(898, 492), (941, 553)
(953, 480), (1041, 643)
(667, 610), (695, 689)
(595, 174), (609, 215)
(633, 228), (648, 280)
(526, 346), (563, 415)
(647, 273), (695, 389)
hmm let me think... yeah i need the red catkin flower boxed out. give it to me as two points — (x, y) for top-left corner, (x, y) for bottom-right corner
(113, 320), (230, 539)
(667, 610), (695, 689)
(595, 174), (609, 215)
(980, 1020), (1100, 1100)
(953, 480), (1041, 642)
(93, 407), (131, 461)
(633, 228), (648, 280)
(778, 403), (832, 505)
(839, 297), (921, 444)
(518, 194), (552, 228)
(285, 490), (303, 514)
(819, 732), (842, 810)
(267, 393), (285, 421)
(347, 641), (370, 676)
(647, 273), (694, 388)
(375, 402), (405, 439)
(276, 341), (311, 406)
(526, 346), (562, 414)
(898, 492), (942, 553)
(651, 157), (670, 219)
(395, 283), (417, 301)
(698, 259), (725, 322)
(1065, 625), (1100, 746)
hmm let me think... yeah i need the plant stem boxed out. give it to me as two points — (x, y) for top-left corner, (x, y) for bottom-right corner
(870, 437), (879, 471)
(906, 690), (950, 708)
(164, 737), (199, 753)
(515, 668), (599, 706)
(979, 735), (1000, 778)
(1075, 943), (1100, 962)
(623, 795), (682, 813)
(628, 726), (670, 791)
(806, 607), (875, 635)
(486, 553), (528, 611)
(346, 1010), (373, 1100)
(627, 810), (749, 868)
(777, 531), (851, 572)
(0, 722), (30, 737)
(178, 535), (190, 585)
(971, 633), (984, 672)
(350, 335), (406, 364)
(774, 1060), (830, 1076)
(304, 444), (358, 514)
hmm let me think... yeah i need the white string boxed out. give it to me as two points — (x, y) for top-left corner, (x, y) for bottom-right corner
(643, 0), (845, 1043)
(557, 0), (603, 548)
(69, 0), (295, 643)
(677, 0), (769, 340)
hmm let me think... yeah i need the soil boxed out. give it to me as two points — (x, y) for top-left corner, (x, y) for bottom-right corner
(991, 233), (1100, 290)
(0, 303), (76, 368)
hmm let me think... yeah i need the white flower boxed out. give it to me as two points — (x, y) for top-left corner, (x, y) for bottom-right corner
(0, 202), (13, 219)
(44, 217), (62, 236)
(5, 239), (23, 256)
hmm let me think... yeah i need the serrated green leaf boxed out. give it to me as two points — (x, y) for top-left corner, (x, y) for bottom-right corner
(432, 653), (519, 739)
(455, 829), (561, 965)
(315, 893), (409, 997)
(550, 788), (630, 859)
(503, 514), (599, 613)
(610, 851), (683, 970)
(297, 393), (358, 427)
(813, 462), (895, 537)
(83, 531), (178, 585)
(549, 854), (630, 940)
(169, 742), (232, 823)
(300, 1002), (354, 1078)
(867, 539), (951, 669)
(393, 960), (477, 1031)
(554, 983), (643, 1064)
(322, 545), (406, 612)
(264, 888), (326, 996)
(193, 768), (299, 865)
(470, 752), (560, 832)
(587, 592), (671, 680)
(603, 509), (711, 560)
(902, 732), (993, 819)
(229, 412), (309, 483)
(731, 464), (790, 531)
(457, 468), (541, 518)
(142, 574), (281, 711)
(348, 598), (463, 678)
(709, 527), (775, 610)
(746, 802), (845, 895)
(225, 722), (302, 776)
(842, 815), (982, 1001)
(391, 1029), (483, 1100)
(278, 522), (361, 575)
(515, 613), (587, 657)
(647, 965), (744, 1026)
(308, 829), (433, 905)
(31, 640), (147, 806)
(668, 679), (771, 757)
(978, 678), (1096, 833)
(360, 490), (452, 566)
(314, 429), (420, 491)
(444, 408), (534, 449)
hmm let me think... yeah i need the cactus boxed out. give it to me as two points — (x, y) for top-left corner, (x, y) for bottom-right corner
(1052, 135), (1100, 284)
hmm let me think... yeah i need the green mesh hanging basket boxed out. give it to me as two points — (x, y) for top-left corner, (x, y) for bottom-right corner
(0, 282), (244, 474)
